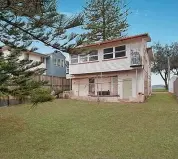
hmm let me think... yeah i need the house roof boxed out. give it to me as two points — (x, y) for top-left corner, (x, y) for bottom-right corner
(26, 51), (48, 57)
(46, 51), (66, 59)
(77, 33), (151, 49)
(1, 46), (48, 57)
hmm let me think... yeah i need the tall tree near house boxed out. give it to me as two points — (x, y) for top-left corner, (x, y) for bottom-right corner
(0, 44), (50, 103)
(0, 0), (85, 104)
(152, 43), (171, 90)
(0, 0), (84, 53)
(83, 0), (129, 42)
(169, 42), (178, 75)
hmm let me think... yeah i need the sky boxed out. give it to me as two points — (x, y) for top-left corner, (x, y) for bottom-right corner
(38, 0), (178, 85)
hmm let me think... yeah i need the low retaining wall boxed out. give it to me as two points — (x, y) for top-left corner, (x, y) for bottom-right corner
(71, 94), (145, 103)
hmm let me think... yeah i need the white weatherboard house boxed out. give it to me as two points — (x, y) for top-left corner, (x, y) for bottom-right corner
(68, 33), (153, 102)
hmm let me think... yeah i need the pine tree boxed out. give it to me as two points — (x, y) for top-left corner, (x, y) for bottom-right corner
(0, 0), (84, 104)
(84, 0), (129, 42)
(0, 0), (84, 52)
(0, 44), (48, 102)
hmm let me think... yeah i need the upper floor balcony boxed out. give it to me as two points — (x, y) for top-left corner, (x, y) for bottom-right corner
(69, 44), (144, 75)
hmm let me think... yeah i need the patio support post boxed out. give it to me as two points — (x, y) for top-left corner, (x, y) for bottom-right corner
(100, 72), (102, 95)
(136, 69), (138, 97)
(97, 75), (99, 102)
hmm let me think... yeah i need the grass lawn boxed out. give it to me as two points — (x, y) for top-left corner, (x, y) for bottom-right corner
(152, 88), (167, 92)
(0, 93), (178, 159)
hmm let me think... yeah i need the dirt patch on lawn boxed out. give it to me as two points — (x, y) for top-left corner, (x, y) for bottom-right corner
(0, 115), (26, 134)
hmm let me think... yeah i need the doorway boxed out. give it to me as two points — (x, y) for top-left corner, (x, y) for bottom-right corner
(123, 79), (132, 99)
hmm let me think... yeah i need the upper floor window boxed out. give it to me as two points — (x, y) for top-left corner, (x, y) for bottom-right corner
(61, 60), (64, 67)
(24, 53), (29, 60)
(54, 58), (57, 66)
(57, 59), (61, 66)
(71, 55), (78, 64)
(89, 50), (98, 61)
(115, 45), (126, 58)
(103, 48), (113, 59)
(103, 45), (126, 59)
(66, 67), (69, 74)
(40, 57), (45, 63)
(79, 54), (88, 63)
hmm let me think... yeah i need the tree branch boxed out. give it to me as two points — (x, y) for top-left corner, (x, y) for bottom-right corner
(0, 14), (62, 51)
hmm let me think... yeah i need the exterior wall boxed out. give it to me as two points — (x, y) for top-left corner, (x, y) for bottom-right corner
(3, 50), (46, 70)
(69, 38), (146, 75)
(46, 53), (66, 77)
(169, 76), (178, 93)
(72, 70), (144, 102)
(27, 53), (46, 70)
(142, 40), (152, 96)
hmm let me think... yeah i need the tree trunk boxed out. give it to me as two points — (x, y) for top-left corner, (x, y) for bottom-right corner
(164, 79), (168, 90)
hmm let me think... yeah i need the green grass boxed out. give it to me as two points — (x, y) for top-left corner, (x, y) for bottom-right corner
(0, 93), (178, 159)
(152, 88), (167, 92)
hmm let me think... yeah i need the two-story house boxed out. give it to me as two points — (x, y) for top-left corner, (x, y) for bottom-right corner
(46, 51), (67, 77)
(68, 33), (153, 102)
(1, 46), (67, 77)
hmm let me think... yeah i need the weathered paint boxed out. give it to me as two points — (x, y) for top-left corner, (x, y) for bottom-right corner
(71, 70), (144, 102)
(69, 39), (145, 75)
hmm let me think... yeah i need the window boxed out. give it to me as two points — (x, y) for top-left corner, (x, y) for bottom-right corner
(89, 50), (98, 61)
(79, 54), (88, 63)
(57, 59), (61, 66)
(66, 67), (69, 74)
(71, 55), (78, 64)
(24, 53), (29, 60)
(53, 58), (57, 65)
(103, 48), (113, 59)
(115, 45), (126, 58)
(40, 57), (45, 63)
(61, 60), (64, 67)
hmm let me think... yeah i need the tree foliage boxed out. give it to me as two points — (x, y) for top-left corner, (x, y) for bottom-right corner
(0, 0), (84, 52)
(83, 0), (129, 42)
(0, 45), (48, 102)
(152, 43), (178, 89)
(0, 0), (84, 104)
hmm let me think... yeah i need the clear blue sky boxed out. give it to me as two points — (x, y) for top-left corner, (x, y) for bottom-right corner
(39, 0), (178, 85)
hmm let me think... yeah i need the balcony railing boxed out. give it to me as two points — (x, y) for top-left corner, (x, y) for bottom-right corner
(130, 50), (142, 67)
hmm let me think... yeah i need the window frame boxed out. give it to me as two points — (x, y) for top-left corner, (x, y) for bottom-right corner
(71, 55), (78, 64)
(57, 59), (61, 66)
(61, 59), (64, 67)
(103, 47), (114, 59)
(53, 58), (57, 66)
(40, 57), (45, 63)
(103, 45), (126, 60)
(89, 50), (98, 62)
(115, 45), (126, 58)
(79, 54), (88, 63)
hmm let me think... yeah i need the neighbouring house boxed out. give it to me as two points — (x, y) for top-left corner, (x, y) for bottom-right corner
(1, 46), (47, 71)
(169, 76), (178, 93)
(66, 60), (69, 74)
(46, 51), (67, 77)
(68, 33), (153, 102)
(1, 47), (68, 77)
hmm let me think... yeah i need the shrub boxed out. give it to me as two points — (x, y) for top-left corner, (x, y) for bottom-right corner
(30, 88), (54, 106)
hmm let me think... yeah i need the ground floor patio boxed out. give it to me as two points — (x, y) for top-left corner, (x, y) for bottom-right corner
(71, 69), (151, 102)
